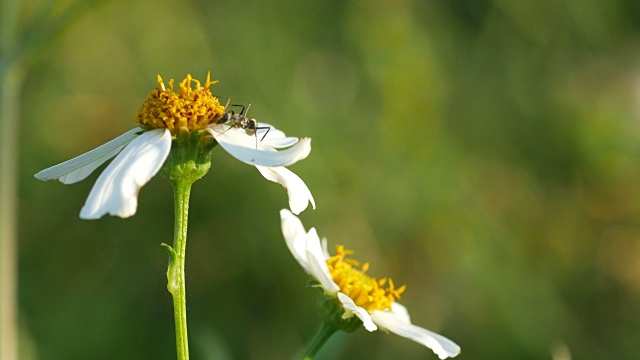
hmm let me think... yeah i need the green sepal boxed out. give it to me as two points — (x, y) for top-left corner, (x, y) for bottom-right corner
(161, 129), (214, 183)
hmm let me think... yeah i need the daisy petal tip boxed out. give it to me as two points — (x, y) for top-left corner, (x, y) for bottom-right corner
(359, 311), (378, 332)
(80, 202), (138, 220)
(300, 137), (312, 146)
(280, 208), (303, 236)
(256, 166), (314, 214)
(280, 208), (295, 219)
(337, 293), (377, 331)
(310, 195), (316, 210)
(371, 309), (461, 359)
(33, 128), (142, 185)
(79, 208), (102, 220)
(364, 321), (378, 332)
(288, 184), (315, 215)
(33, 168), (65, 183)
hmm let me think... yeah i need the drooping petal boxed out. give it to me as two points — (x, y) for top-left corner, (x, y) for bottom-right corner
(371, 307), (461, 359)
(306, 249), (340, 294)
(337, 292), (377, 332)
(212, 129), (311, 167)
(34, 128), (142, 184)
(280, 209), (312, 274)
(79, 129), (171, 219)
(256, 166), (315, 214)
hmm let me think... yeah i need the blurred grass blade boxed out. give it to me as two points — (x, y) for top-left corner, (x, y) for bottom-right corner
(1, 0), (105, 358)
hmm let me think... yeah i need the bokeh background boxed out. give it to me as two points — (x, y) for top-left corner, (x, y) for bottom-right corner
(3, 0), (640, 359)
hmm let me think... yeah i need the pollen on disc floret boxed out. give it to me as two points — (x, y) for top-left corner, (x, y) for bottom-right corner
(135, 72), (226, 134)
(327, 245), (406, 313)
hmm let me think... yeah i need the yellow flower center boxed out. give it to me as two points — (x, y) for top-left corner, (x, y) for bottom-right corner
(135, 72), (225, 134)
(327, 245), (406, 312)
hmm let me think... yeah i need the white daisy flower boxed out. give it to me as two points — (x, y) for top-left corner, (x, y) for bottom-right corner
(280, 209), (461, 359)
(34, 73), (315, 219)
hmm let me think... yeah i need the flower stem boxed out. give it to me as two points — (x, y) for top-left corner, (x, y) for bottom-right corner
(301, 322), (337, 360)
(165, 179), (193, 360)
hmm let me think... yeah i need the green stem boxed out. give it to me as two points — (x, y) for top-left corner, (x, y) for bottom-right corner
(165, 179), (193, 360)
(301, 322), (337, 360)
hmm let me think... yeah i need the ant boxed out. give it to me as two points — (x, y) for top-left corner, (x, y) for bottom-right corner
(215, 99), (271, 147)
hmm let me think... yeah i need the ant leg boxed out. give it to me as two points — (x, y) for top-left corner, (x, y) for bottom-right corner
(219, 125), (235, 136)
(229, 104), (245, 114)
(257, 126), (271, 142)
(216, 114), (241, 136)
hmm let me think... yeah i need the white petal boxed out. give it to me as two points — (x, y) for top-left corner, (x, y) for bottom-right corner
(210, 125), (263, 149)
(262, 136), (299, 148)
(79, 129), (171, 219)
(280, 209), (312, 274)
(321, 237), (330, 260)
(209, 126), (311, 167)
(371, 308), (461, 359)
(256, 166), (315, 214)
(306, 249), (340, 294)
(254, 122), (299, 148)
(34, 128), (142, 184)
(306, 228), (329, 263)
(337, 292), (377, 332)
(255, 122), (286, 140)
(388, 302), (412, 324)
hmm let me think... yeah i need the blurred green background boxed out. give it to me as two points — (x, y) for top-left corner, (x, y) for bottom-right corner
(3, 0), (640, 359)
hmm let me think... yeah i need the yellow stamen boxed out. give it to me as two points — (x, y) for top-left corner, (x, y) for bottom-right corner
(326, 245), (405, 313)
(135, 73), (225, 134)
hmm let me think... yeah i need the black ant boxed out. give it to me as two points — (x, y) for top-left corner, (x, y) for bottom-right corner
(216, 99), (271, 147)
